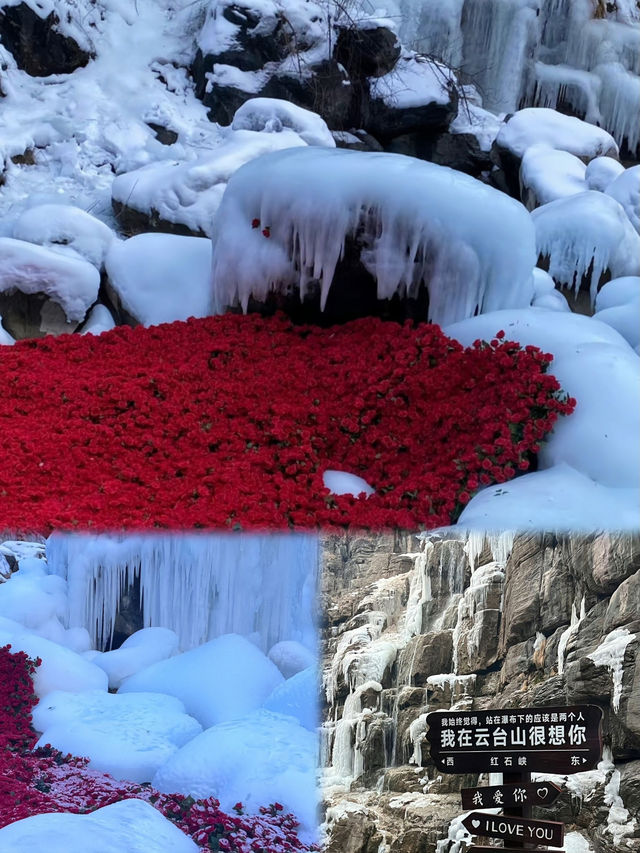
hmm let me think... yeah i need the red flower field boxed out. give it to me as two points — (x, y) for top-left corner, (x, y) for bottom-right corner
(0, 314), (575, 533)
(0, 645), (316, 852)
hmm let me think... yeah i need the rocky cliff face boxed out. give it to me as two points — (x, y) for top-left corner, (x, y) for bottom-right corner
(321, 531), (640, 853)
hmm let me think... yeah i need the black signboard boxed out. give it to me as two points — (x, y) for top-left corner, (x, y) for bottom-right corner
(462, 813), (565, 847)
(461, 781), (563, 810)
(426, 705), (603, 773)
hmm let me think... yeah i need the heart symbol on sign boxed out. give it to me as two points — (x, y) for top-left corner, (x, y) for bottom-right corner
(536, 787), (549, 799)
(472, 820), (481, 829)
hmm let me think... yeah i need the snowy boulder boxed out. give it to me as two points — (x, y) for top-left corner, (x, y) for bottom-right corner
(231, 98), (335, 147)
(0, 238), (100, 338)
(493, 108), (618, 197)
(586, 156), (625, 192)
(111, 130), (307, 238)
(268, 640), (316, 678)
(192, 0), (330, 125)
(367, 53), (458, 140)
(0, 799), (199, 853)
(0, 2), (93, 77)
(532, 192), (640, 302)
(595, 277), (640, 312)
(104, 233), (214, 326)
(80, 303), (116, 336)
(12, 204), (116, 269)
(605, 166), (640, 234)
(152, 709), (318, 843)
(0, 627), (108, 697)
(430, 100), (502, 177)
(210, 146), (537, 325)
(33, 689), (202, 783)
(519, 145), (587, 210)
(93, 627), (180, 690)
(119, 633), (284, 728)
(323, 469), (375, 498)
(262, 666), (318, 730)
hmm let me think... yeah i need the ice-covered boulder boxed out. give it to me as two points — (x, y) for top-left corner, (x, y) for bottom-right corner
(446, 308), (640, 529)
(262, 666), (318, 730)
(231, 98), (335, 147)
(80, 303), (116, 336)
(595, 276), (640, 313)
(367, 53), (458, 140)
(605, 165), (640, 234)
(0, 626), (108, 697)
(493, 108), (619, 196)
(12, 204), (116, 269)
(593, 275), (640, 350)
(211, 146), (536, 324)
(104, 233), (213, 326)
(0, 798), (199, 853)
(0, 1), (93, 77)
(586, 156), (625, 192)
(532, 191), (640, 301)
(111, 130), (308, 238)
(530, 267), (570, 312)
(33, 689), (202, 783)
(519, 145), (587, 210)
(119, 634), (284, 728)
(152, 709), (318, 843)
(0, 237), (100, 338)
(93, 627), (180, 690)
(268, 640), (316, 678)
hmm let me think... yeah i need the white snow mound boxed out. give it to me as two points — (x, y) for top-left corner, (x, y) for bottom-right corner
(496, 108), (619, 160)
(210, 146), (537, 325)
(111, 130), (308, 237)
(262, 666), (318, 730)
(119, 633), (284, 728)
(33, 689), (202, 783)
(152, 709), (318, 843)
(104, 233), (214, 325)
(231, 98), (335, 147)
(93, 627), (180, 690)
(268, 639), (316, 678)
(605, 166), (640, 233)
(0, 798), (198, 853)
(0, 238), (100, 322)
(532, 192), (640, 301)
(12, 204), (116, 269)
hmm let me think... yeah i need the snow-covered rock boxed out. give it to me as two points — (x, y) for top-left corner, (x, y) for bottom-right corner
(446, 308), (640, 530)
(211, 146), (537, 324)
(93, 627), (180, 690)
(33, 689), (202, 783)
(104, 233), (213, 325)
(0, 237), (99, 326)
(268, 640), (317, 679)
(0, 798), (199, 853)
(12, 204), (116, 269)
(231, 98), (335, 147)
(110, 129), (308, 237)
(0, 625), (108, 697)
(119, 633), (285, 728)
(80, 303), (116, 336)
(595, 276), (640, 312)
(586, 156), (625, 192)
(605, 165), (640, 233)
(263, 666), (318, 730)
(496, 108), (619, 161)
(532, 192), (640, 300)
(152, 709), (318, 843)
(519, 145), (587, 210)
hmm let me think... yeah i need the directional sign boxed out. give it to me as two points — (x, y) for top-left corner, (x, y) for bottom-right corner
(462, 813), (565, 847)
(426, 704), (602, 773)
(461, 780), (563, 810)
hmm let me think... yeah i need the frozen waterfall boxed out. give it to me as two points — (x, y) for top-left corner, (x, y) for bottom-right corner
(46, 533), (318, 652)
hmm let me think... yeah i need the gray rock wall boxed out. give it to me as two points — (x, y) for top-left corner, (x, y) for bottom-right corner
(321, 532), (640, 853)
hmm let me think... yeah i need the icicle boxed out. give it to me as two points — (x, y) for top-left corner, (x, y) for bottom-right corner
(587, 627), (635, 712)
(45, 533), (318, 652)
(557, 595), (586, 676)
